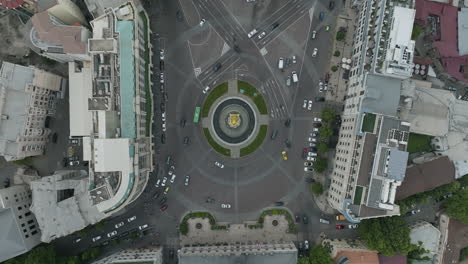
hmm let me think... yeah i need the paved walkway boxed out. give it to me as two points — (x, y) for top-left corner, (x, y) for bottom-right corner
(325, 1), (357, 103)
(180, 215), (295, 246)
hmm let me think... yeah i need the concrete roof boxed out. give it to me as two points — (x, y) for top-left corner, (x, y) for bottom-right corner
(361, 74), (402, 117)
(387, 149), (409, 181)
(31, 11), (87, 54)
(396, 157), (455, 200)
(68, 62), (93, 137)
(0, 208), (28, 262)
(410, 221), (441, 255)
(458, 8), (468, 56)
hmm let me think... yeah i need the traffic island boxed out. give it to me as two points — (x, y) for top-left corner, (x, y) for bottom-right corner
(201, 80), (269, 158)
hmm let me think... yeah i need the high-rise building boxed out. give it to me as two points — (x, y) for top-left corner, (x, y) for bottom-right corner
(0, 184), (41, 262)
(327, 0), (416, 221)
(92, 247), (163, 264)
(0, 61), (66, 161)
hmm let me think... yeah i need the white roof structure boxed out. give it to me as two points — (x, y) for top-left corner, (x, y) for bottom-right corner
(459, 9), (468, 56)
(410, 221), (441, 257)
(69, 61), (93, 137)
(383, 6), (416, 78)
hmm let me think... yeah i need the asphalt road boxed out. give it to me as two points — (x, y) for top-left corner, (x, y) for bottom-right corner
(54, 0), (357, 261)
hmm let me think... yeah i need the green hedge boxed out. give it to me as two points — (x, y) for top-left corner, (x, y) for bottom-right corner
(203, 128), (231, 156)
(238, 81), (268, 114)
(202, 83), (228, 117)
(240, 125), (268, 156)
(139, 11), (152, 137)
(258, 209), (297, 233)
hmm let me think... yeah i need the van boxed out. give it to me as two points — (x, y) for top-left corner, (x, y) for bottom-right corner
(271, 130), (278, 140)
(319, 218), (330, 224)
(336, 214), (346, 221)
(292, 71), (298, 83)
(278, 57), (284, 70)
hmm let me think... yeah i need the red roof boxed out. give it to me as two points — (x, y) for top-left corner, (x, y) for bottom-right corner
(0, 0), (25, 9)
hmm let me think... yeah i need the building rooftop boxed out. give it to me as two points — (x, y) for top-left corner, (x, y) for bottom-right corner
(0, 207), (29, 262)
(334, 250), (379, 264)
(69, 61), (93, 137)
(361, 74), (402, 117)
(0, 0), (24, 9)
(31, 11), (88, 54)
(396, 157), (455, 200)
(458, 8), (468, 56)
(410, 221), (441, 256)
(378, 254), (408, 264)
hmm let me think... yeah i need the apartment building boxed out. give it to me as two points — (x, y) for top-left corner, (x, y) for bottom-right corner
(0, 185), (41, 262)
(27, 2), (153, 241)
(92, 247), (162, 264)
(0, 61), (66, 161)
(178, 242), (297, 264)
(327, 0), (416, 223)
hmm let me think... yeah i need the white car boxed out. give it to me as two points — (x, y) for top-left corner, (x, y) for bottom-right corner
(162, 123), (166, 132)
(308, 152), (317, 157)
(307, 100), (313, 111)
(159, 49), (164, 60)
(127, 216), (136, 222)
(348, 224), (359, 229)
(170, 174), (176, 183)
(161, 177), (168, 187)
(139, 224), (149, 230)
(247, 28), (258, 38)
(278, 57), (284, 69)
(155, 179), (161, 188)
(308, 137), (317, 142)
(92, 236), (101, 242)
(161, 112), (166, 122)
(292, 71), (298, 83)
(311, 30), (317, 39)
(203, 86), (210, 94)
(215, 161), (224, 168)
(306, 156), (316, 161)
(115, 222), (124, 229)
(107, 231), (117, 238)
(304, 240), (309, 250)
(319, 81), (324, 92)
(257, 31), (266, 39)
(304, 162), (313, 166)
(74, 238), (81, 243)
(184, 175), (190, 186)
(199, 19), (206, 26)
(312, 48), (318, 57)
(304, 167), (314, 172)
(324, 83), (328, 91)
(303, 99), (307, 109)
(160, 72), (164, 83)
(312, 128), (319, 132)
(221, 203), (231, 208)
(292, 55), (297, 64)
(309, 142), (317, 147)
(313, 117), (322, 122)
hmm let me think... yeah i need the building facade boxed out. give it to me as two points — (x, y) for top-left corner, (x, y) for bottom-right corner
(92, 247), (163, 264)
(0, 61), (66, 161)
(327, 0), (416, 221)
(0, 185), (41, 262)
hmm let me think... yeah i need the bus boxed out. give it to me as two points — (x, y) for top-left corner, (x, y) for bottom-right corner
(193, 107), (201, 123)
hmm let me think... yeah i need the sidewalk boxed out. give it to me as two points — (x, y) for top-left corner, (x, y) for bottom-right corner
(325, 1), (358, 103)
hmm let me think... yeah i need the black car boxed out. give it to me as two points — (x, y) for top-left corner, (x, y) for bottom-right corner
(295, 215), (301, 223)
(169, 249), (175, 259)
(183, 136), (190, 145)
(328, 1), (335, 10)
(159, 197), (167, 205)
(159, 60), (164, 71)
(213, 63), (222, 72)
(305, 177), (315, 183)
(153, 191), (161, 200)
(285, 118), (291, 127)
(275, 201), (284, 206)
(303, 214), (308, 224)
(309, 147), (317, 152)
(160, 103), (165, 112)
(315, 97), (325, 102)
(180, 118), (186, 128)
(313, 123), (322, 128)
(52, 133), (58, 143)
(284, 139), (291, 148)
(271, 22), (279, 30)
(271, 130), (278, 140)
(176, 10), (184, 22)
(233, 45), (241, 53)
(161, 134), (166, 144)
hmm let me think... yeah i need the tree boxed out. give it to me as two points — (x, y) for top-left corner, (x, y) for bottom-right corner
(311, 183), (324, 195)
(336, 30), (346, 41)
(331, 65), (338, 72)
(309, 245), (333, 264)
(317, 142), (329, 153)
(408, 241), (431, 263)
(443, 189), (468, 223)
(313, 157), (328, 173)
(298, 256), (311, 264)
(320, 108), (337, 122)
(333, 50), (340, 57)
(319, 125), (334, 140)
(359, 216), (413, 256)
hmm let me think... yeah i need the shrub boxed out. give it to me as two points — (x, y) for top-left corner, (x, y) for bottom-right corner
(311, 183), (324, 195)
(334, 50), (340, 57)
(331, 65), (338, 72)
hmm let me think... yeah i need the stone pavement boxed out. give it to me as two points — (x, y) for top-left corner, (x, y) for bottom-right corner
(325, 1), (358, 103)
(180, 215), (296, 246)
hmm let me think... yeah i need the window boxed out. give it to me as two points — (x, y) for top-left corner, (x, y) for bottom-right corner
(25, 212), (31, 217)
(27, 219), (34, 224)
(31, 230), (38, 235)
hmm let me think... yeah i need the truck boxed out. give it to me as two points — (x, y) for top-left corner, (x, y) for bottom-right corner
(336, 214), (346, 221)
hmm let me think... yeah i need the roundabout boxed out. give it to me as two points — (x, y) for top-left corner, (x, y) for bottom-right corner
(201, 80), (269, 158)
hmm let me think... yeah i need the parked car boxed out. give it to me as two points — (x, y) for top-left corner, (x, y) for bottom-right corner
(203, 86), (210, 94)
(319, 218), (330, 224)
(305, 177), (315, 183)
(74, 238), (81, 243)
(221, 203), (231, 208)
(215, 161), (224, 168)
(295, 215), (301, 223)
(180, 119), (186, 128)
(92, 236), (101, 242)
(315, 97), (325, 102)
(127, 216), (136, 222)
(405, 209), (421, 216)
(138, 224), (148, 230)
(115, 222), (124, 229)
(304, 240), (309, 250)
(160, 204), (168, 211)
(271, 22), (279, 30)
(183, 136), (190, 145)
(155, 179), (161, 188)
(69, 138), (80, 145)
(303, 214), (308, 224)
(107, 231), (117, 238)
(184, 175), (190, 186)
(161, 134), (166, 144)
(306, 156), (316, 162)
(213, 63), (222, 72)
(164, 186), (170, 195)
(319, 12), (325, 21)
(348, 224), (359, 229)
(257, 31), (266, 39)
(199, 19), (206, 26)
(247, 28), (258, 38)
(336, 214), (346, 221)
(275, 201), (284, 206)
(69, 161), (80, 166)
(170, 174), (176, 183)
(307, 100), (313, 110)
(329, 1), (335, 10)
(303, 99), (308, 109)
(159, 197), (167, 206)
(336, 224), (345, 229)
(313, 117), (322, 122)
(292, 55), (297, 64)
(312, 48), (318, 57)
(153, 191), (161, 200)
(285, 118), (291, 127)
(271, 130), (278, 140)
(304, 167), (314, 172)
(52, 133), (58, 143)
(161, 177), (168, 187)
